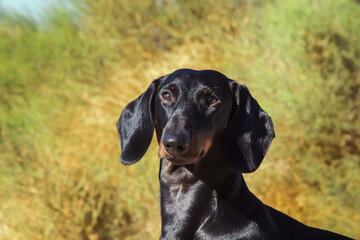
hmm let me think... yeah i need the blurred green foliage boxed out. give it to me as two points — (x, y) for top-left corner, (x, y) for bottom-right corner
(0, 0), (359, 239)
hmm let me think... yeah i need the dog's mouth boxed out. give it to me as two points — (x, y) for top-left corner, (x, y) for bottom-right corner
(165, 156), (198, 165)
(159, 144), (206, 165)
(164, 150), (204, 165)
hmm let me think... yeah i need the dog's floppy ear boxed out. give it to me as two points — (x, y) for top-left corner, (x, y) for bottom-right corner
(116, 79), (160, 165)
(226, 81), (275, 173)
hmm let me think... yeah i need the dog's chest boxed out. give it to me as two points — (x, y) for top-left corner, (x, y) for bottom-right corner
(160, 180), (262, 240)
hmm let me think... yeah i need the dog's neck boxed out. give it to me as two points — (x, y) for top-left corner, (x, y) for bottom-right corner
(159, 147), (258, 239)
(159, 155), (254, 210)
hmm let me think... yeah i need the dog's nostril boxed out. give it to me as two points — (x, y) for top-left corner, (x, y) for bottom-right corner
(177, 145), (185, 151)
(162, 133), (189, 156)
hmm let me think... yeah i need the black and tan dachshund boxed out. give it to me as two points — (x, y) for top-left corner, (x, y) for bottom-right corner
(117, 69), (352, 240)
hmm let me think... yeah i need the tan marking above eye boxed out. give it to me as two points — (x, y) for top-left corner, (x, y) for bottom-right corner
(203, 88), (209, 94)
(170, 84), (176, 91)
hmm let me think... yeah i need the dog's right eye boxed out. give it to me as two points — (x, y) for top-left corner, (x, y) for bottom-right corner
(162, 91), (172, 102)
(206, 96), (219, 106)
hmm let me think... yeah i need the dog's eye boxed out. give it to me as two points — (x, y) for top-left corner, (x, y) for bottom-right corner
(162, 91), (172, 102)
(206, 96), (219, 105)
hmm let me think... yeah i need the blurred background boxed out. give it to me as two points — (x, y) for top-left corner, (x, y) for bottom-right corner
(0, 0), (359, 239)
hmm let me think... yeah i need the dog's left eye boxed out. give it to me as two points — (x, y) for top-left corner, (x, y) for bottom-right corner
(162, 91), (172, 102)
(206, 96), (219, 105)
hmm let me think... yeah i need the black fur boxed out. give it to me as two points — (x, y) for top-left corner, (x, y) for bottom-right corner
(117, 69), (352, 240)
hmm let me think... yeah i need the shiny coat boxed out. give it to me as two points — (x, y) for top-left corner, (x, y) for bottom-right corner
(117, 69), (352, 240)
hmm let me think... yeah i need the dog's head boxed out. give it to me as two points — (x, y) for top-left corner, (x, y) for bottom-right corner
(117, 69), (274, 173)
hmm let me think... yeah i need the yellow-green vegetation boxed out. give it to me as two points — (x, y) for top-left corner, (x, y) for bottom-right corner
(0, 0), (359, 239)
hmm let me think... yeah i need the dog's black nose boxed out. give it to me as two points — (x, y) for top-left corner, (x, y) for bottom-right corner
(162, 132), (189, 156)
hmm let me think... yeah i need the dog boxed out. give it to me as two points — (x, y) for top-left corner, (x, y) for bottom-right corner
(117, 69), (352, 239)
